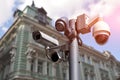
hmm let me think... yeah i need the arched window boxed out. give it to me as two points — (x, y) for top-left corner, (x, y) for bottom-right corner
(31, 58), (34, 72)
(84, 68), (88, 80)
(37, 60), (43, 74)
(90, 70), (95, 80)
(85, 73), (88, 80)
(87, 56), (91, 64)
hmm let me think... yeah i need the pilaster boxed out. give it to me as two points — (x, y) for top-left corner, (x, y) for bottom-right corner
(43, 61), (47, 75)
(35, 53), (38, 73)
(93, 61), (101, 80)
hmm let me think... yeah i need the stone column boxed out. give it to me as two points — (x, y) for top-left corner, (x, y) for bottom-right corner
(52, 63), (55, 76)
(9, 48), (16, 73)
(26, 54), (32, 71)
(43, 61), (47, 75)
(25, 47), (36, 72)
(106, 64), (112, 80)
(66, 67), (69, 80)
(93, 61), (101, 80)
(79, 59), (85, 80)
(59, 63), (63, 79)
(35, 53), (38, 73)
(88, 73), (90, 80)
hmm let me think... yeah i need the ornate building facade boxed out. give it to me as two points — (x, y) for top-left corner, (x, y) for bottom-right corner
(0, 3), (120, 80)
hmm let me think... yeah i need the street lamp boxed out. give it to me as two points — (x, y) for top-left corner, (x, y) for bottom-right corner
(55, 13), (110, 80)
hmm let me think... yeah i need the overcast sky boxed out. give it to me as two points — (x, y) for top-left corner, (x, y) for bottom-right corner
(0, 0), (120, 61)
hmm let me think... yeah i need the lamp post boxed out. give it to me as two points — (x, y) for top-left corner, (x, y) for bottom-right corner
(32, 13), (111, 80)
(69, 19), (80, 80)
(55, 14), (110, 80)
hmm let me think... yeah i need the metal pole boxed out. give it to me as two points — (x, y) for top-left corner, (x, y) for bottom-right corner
(69, 19), (80, 80)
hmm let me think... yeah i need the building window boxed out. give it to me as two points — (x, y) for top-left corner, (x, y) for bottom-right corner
(90, 70), (95, 80)
(101, 73), (104, 80)
(84, 68), (88, 80)
(47, 62), (50, 75)
(56, 64), (60, 77)
(90, 75), (94, 80)
(102, 62), (104, 68)
(85, 74), (88, 80)
(105, 74), (110, 80)
(81, 54), (85, 62)
(87, 56), (91, 64)
(37, 60), (43, 74)
(63, 69), (67, 80)
(31, 59), (34, 72)
(35, 13), (46, 24)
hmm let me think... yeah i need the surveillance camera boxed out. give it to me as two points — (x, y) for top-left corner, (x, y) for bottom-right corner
(55, 17), (75, 39)
(46, 44), (69, 63)
(93, 21), (110, 45)
(49, 51), (62, 62)
(32, 31), (59, 47)
(46, 48), (63, 63)
(55, 17), (69, 32)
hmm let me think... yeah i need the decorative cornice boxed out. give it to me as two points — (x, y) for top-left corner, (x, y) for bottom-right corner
(80, 45), (107, 61)
(0, 17), (19, 45)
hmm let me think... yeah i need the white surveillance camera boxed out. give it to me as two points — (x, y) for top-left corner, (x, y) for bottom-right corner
(93, 21), (110, 45)
(32, 31), (59, 47)
(55, 17), (69, 32)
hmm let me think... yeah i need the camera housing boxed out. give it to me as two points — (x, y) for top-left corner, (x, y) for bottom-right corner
(32, 31), (59, 47)
(55, 17), (73, 39)
(93, 21), (110, 45)
(55, 17), (69, 32)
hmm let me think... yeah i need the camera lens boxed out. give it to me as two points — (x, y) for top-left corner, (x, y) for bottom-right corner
(32, 31), (41, 40)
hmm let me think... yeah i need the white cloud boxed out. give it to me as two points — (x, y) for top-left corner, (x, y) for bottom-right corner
(0, 0), (120, 33)
(1, 26), (8, 32)
(17, 0), (32, 10)
(18, 0), (120, 20)
(0, 0), (15, 26)
(88, 0), (120, 17)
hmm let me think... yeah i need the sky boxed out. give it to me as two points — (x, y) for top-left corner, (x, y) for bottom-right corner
(0, 0), (120, 61)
